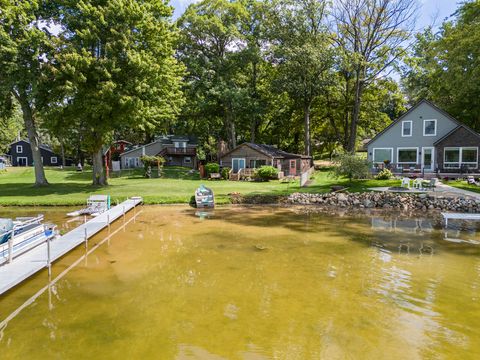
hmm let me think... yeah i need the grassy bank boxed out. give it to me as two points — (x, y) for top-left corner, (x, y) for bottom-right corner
(0, 166), (399, 206)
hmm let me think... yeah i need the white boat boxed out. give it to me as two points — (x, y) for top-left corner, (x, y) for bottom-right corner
(67, 195), (111, 217)
(195, 185), (214, 208)
(0, 215), (57, 263)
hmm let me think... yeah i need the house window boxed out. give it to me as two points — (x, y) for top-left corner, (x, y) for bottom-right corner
(462, 148), (478, 164)
(402, 121), (412, 137)
(16, 145), (23, 153)
(51, 156), (58, 164)
(250, 159), (266, 168)
(444, 147), (478, 169)
(184, 156), (191, 163)
(397, 148), (418, 164)
(423, 119), (437, 136)
(372, 148), (393, 164)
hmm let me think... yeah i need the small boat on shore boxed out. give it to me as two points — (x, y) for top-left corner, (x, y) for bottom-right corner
(0, 215), (57, 262)
(67, 195), (111, 217)
(195, 185), (215, 208)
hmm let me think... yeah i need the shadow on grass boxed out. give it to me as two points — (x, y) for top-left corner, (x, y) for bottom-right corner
(0, 182), (96, 198)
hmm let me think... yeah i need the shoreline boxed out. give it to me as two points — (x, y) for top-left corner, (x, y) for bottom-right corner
(1, 190), (479, 214)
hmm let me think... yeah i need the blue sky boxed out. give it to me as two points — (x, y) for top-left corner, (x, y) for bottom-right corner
(171, 0), (460, 29)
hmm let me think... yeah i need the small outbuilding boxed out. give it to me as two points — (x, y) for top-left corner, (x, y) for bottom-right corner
(219, 143), (311, 180)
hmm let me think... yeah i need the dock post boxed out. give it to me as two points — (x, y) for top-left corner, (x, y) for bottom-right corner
(107, 214), (111, 232)
(84, 227), (88, 250)
(8, 229), (14, 264)
(47, 231), (51, 278)
(84, 215), (87, 224)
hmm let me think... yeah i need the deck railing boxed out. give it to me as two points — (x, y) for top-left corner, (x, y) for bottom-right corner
(160, 147), (196, 155)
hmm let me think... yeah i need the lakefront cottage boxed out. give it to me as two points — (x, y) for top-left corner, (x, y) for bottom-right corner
(7, 139), (71, 167)
(366, 99), (480, 177)
(219, 143), (312, 180)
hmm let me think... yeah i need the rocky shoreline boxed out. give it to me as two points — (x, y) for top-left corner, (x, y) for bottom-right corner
(286, 192), (480, 213)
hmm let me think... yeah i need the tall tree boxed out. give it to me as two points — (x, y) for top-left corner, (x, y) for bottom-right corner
(269, 0), (334, 156)
(177, 0), (249, 149)
(47, 0), (184, 185)
(402, 2), (480, 129)
(0, 0), (51, 185)
(334, 0), (417, 152)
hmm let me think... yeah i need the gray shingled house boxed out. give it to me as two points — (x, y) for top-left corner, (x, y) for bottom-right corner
(366, 99), (480, 176)
(119, 135), (197, 169)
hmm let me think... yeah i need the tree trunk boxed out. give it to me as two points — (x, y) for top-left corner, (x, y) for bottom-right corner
(18, 94), (48, 186)
(347, 74), (364, 153)
(304, 102), (311, 156)
(60, 142), (66, 167)
(92, 148), (107, 186)
(226, 109), (236, 149)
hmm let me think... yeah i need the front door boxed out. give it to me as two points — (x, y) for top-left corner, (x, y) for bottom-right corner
(17, 157), (27, 166)
(289, 159), (297, 176)
(422, 147), (434, 172)
(232, 158), (246, 173)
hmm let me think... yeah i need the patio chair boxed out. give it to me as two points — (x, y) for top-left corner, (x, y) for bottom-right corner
(467, 176), (479, 186)
(412, 178), (423, 189)
(423, 178), (437, 191)
(401, 177), (411, 189)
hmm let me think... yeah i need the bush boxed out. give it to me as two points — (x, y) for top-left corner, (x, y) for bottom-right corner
(333, 154), (371, 182)
(375, 168), (393, 180)
(140, 155), (165, 178)
(254, 165), (279, 181)
(221, 167), (231, 179)
(205, 162), (220, 175)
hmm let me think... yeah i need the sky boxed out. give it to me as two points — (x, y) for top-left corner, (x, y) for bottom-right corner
(171, 0), (461, 29)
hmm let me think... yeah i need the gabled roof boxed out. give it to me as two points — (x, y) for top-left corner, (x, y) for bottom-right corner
(433, 125), (480, 145)
(9, 139), (54, 153)
(119, 135), (197, 157)
(221, 142), (310, 159)
(366, 99), (467, 147)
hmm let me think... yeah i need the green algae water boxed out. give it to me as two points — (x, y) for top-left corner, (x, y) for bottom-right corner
(0, 206), (479, 359)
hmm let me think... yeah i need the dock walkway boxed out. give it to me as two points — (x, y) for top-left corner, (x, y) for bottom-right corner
(442, 212), (480, 227)
(0, 197), (142, 295)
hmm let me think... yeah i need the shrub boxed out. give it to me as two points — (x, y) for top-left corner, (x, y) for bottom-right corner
(221, 167), (231, 179)
(205, 162), (220, 175)
(376, 168), (393, 180)
(140, 155), (165, 178)
(333, 154), (371, 182)
(255, 165), (279, 181)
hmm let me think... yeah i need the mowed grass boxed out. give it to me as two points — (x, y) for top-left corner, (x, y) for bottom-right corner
(0, 166), (399, 206)
(443, 179), (480, 194)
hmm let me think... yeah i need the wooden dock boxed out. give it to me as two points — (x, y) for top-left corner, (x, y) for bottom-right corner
(0, 197), (142, 296)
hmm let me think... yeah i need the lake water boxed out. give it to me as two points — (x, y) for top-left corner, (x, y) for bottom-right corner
(0, 206), (479, 359)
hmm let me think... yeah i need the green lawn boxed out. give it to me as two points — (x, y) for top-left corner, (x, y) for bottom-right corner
(444, 179), (480, 194)
(0, 166), (399, 206)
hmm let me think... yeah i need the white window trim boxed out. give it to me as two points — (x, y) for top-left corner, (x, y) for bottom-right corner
(444, 146), (478, 169)
(16, 145), (23, 153)
(17, 157), (28, 166)
(401, 120), (412, 137)
(372, 148), (394, 164)
(51, 156), (58, 164)
(397, 147), (419, 164)
(423, 119), (437, 136)
(184, 156), (191, 163)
